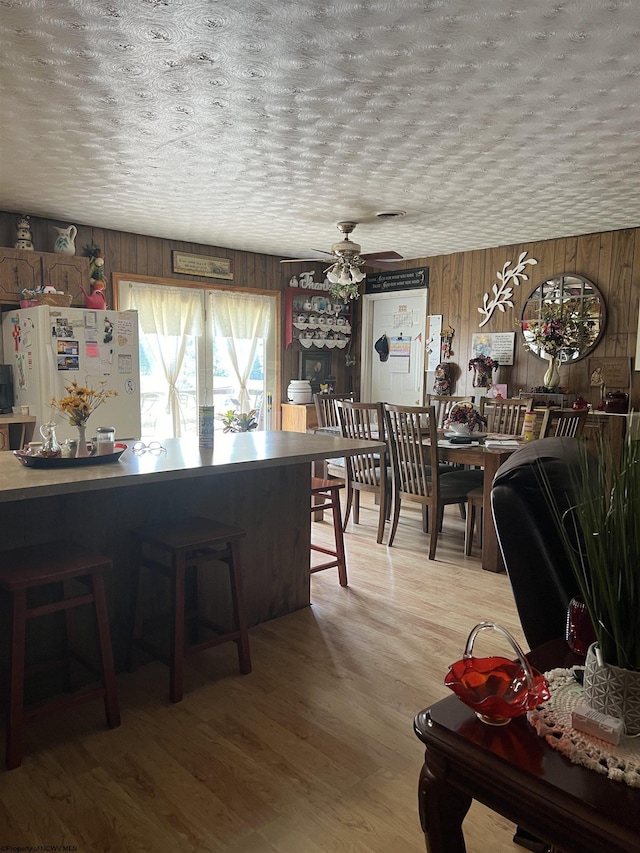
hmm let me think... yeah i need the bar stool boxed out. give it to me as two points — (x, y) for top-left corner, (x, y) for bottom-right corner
(311, 477), (348, 587)
(131, 517), (251, 703)
(0, 541), (120, 770)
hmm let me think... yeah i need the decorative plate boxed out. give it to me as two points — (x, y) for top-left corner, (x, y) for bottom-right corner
(13, 443), (128, 468)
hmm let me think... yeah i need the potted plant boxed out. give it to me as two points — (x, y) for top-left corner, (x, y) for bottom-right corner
(540, 436), (640, 733)
(220, 409), (258, 433)
(443, 402), (487, 435)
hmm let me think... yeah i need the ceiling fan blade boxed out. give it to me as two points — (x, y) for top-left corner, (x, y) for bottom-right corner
(361, 250), (403, 261)
(280, 257), (330, 264)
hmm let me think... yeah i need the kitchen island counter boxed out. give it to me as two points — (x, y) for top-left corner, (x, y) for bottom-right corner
(0, 432), (383, 668)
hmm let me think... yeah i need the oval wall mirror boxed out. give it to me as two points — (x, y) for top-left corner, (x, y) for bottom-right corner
(520, 274), (606, 363)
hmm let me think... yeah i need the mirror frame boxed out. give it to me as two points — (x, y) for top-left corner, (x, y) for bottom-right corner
(520, 273), (606, 363)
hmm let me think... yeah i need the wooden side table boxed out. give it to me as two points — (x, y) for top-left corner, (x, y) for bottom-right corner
(414, 639), (640, 853)
(281, 402), (318, 433)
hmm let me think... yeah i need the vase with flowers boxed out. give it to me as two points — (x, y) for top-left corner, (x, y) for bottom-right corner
(520, 299), (598, 389)
(50, 381), (117, 457)
(468, 354), (499, 389)
(444, 402), (487, 435)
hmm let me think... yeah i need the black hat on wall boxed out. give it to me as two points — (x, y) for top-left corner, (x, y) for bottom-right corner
(374, 334), (389, 362)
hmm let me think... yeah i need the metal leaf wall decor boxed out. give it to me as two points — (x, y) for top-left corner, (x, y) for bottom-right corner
(478, 252), (538, 327)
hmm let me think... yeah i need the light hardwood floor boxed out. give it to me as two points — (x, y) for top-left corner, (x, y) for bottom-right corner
(0, 496), (529, 852)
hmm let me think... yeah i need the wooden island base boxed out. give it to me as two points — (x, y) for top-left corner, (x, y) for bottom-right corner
(0, 433), (382, 672)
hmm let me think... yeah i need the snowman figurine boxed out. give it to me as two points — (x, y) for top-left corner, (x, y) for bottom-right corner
(15, 215), (34, 251)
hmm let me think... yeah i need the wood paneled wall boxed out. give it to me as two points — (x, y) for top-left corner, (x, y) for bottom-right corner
(1, 213), (637, 408)
(386, 227), (640, 409)
(0, 213), (353, 403)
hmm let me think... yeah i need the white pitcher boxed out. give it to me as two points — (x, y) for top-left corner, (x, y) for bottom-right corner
(53, 224), (77, 255)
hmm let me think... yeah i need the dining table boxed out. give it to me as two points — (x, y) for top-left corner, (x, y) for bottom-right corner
(312, 424), (522, 572)
(435, 436), (523, 572)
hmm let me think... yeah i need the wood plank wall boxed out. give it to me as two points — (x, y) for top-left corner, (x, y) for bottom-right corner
(0, 213), (352, 404)
(1, 213), (637, 408)
(369, 227), (640, 408)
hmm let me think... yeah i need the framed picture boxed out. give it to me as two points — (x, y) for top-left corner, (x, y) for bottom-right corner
(299, 351), (332, 394)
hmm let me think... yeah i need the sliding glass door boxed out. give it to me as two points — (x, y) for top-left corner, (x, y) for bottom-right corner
(118, 279), (277, 440)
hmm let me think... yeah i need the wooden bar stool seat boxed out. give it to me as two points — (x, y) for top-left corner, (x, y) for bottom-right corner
(311, 477), (348, 587)
(131, 517), (251, 704)
(0, 541), (120, 770)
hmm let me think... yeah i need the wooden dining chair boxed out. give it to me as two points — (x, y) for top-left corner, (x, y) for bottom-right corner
(336, 400), (389, 544)
(426, 395), (474, 430)
(313, 392), (355, 429)
(312, 392), (355, 480)
(539, 407), (588, 438)
(480, 397), (533, 435)
(383, 404), (484, 559)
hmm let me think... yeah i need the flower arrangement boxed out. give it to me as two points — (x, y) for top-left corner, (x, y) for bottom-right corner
(50, 381), (117, 426)
(444, 402), (487, 433)
(83, 241), (106, 287)
(521, 299), (598, 359)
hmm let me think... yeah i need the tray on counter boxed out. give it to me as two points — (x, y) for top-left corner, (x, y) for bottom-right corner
(13, 443), (128, 468)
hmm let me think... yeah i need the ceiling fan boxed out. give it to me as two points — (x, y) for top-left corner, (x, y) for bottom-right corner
(280, 221), (403, 269)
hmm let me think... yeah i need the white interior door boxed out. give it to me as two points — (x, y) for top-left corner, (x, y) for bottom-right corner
(361, 290), (428, 405)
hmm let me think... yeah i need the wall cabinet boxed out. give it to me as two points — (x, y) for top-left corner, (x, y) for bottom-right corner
(284, 286), (352, 349)
(0, 247), (89, 305)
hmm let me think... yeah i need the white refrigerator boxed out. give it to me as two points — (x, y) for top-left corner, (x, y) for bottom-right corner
(2, 306), (141, 442)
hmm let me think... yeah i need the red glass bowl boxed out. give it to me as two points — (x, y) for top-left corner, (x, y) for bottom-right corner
(444, 622), (550, 726)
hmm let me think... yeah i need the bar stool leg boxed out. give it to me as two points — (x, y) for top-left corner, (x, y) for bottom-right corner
(91, 574), (121, 728)
(6, 590), (27, 771)
(228, 540), (252, 674)
(170, 554), (186, 704)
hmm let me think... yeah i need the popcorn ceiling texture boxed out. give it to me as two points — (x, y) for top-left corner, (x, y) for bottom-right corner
(0, 0), (639, 261)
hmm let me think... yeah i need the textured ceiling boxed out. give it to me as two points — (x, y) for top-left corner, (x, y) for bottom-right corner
(1, 0), (639, 263)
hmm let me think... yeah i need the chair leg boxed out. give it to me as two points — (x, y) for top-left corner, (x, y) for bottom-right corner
(376, 484), (386, 545)
(465, 502), (475, 556)
(330, 493), (348, 587)
(228, 540), (252, 674)
(170, 555), (186, 704)
(353, 491), (360, 525)
(91, 573), (121, 729)
(387, 490), (401, 547)
(6, 589), (27, 770)
(342, 480), (354, 530)
(428, 506), (439, 560)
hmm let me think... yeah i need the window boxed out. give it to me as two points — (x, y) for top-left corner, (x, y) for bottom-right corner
(117, 278), (277, 440)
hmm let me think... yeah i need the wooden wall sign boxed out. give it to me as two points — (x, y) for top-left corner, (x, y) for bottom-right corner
(364, 266), (429, 294)
(172, 251), (233, 280)
(587, 356), (631, 388)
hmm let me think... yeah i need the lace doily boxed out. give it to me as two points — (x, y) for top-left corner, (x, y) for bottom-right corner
(526, 668), (640, 788)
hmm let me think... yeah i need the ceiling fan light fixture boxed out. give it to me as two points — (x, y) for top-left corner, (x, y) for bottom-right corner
(326, 265), (340, 284)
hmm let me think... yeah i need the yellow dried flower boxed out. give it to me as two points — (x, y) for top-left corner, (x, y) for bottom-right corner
(51, 381), (117, 426)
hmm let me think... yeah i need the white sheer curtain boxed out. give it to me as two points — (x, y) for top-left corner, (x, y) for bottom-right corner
(121, 283), (203, 437)
(208, 290), (272, 413)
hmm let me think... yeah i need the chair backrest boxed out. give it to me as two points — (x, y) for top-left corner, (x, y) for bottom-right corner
(539, 407), (588, 438)
(337, 400), (385, 488)
(426, 395), (474, 430)
(383, 404), (439, 503)
(314, 392), (355, 428)
(491, 437), (584, 648)
(480, 397), (533, 435)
